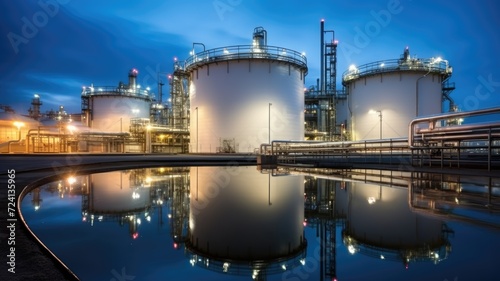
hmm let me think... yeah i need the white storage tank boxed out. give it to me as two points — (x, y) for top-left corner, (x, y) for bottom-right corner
(186, 27), (308, 153)
(341, 48), (452, 140)
(82, 69), (153, 133)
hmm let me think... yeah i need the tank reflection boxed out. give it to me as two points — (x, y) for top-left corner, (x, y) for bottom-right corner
(186, 166), (307, 280)
(338, 181), (452, 268)
(79, 170), (155, 238)
(25, 166), (499, 280)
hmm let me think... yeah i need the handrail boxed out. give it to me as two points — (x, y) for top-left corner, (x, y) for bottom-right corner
(81, 86), (155, 100)
(342, 57), (452, 84)
(184, 44), (308, 73)
(408, 107), (500, 147)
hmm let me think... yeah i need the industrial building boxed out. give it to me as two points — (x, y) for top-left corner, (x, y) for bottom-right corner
(0, 21), (459, 154)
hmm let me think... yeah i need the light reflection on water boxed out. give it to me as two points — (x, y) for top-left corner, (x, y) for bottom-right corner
(21, 167), (500, 281)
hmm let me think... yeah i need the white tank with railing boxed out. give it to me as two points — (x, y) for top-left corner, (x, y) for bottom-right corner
(185, 27), (308, 153)
(81, 69), (153, 133)
(340, 48), (452, 140)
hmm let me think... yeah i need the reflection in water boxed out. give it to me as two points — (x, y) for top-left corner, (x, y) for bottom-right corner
(22, 167), (500, 280)
(82, 170), (152, 238)
(339, 182), (452, 267)
(187, 167), (306, 280)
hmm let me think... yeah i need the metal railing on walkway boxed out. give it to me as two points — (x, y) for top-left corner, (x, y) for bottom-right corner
(260, 107), (500, 171)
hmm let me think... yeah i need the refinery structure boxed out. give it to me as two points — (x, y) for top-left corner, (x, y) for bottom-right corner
(1, 21), (460, 154)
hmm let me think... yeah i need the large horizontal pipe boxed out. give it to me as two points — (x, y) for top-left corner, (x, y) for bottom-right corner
(409, 106), (500, 147)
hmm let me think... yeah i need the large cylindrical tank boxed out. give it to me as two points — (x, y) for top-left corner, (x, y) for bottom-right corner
(341, 49), (452, 140)
(89, 94), (151, 133)
(187, 166), (305, 268)
(82, 69), (153, 133)
(186, 27), (308, 153)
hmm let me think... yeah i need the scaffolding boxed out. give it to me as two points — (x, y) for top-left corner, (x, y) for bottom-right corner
(305, 20), (338, 141)
(170, 61), (190, 130)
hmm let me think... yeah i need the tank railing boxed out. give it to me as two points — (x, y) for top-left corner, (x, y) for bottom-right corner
(184, 45), (308, 72)
(342, 57), (452, 83)
(81, 85), (155, 100)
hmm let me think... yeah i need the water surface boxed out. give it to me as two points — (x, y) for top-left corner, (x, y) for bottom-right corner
(21, 166), (500, 280)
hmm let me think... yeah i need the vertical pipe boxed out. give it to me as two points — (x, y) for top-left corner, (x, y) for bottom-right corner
(320, 19), (325, 96)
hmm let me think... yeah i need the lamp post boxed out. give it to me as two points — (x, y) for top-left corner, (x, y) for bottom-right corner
(195, 106), (199, 153)
(268, 103), (272, 144)
(369, 110), (382, 139)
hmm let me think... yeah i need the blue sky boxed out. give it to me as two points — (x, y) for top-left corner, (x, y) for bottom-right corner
(2, 0), (500, 115)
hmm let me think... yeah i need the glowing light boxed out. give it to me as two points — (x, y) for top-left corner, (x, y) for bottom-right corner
(300, 259), (306, 266)
(132, 192), (141, 199)
(66, 125), (77, 133)
(67, 176), (76, 185)
(223, 48), (230, 54)
(367, 197), (376, 204)
(348, 245), (356, 254)
(34, 94), (39, 98)
(34, 206), (40, 211)
(132, 232), (139, 239)
(380, 63), (385, 67)
(349, 64), (357, 72)
(252, 269), (259, 279)
(380, 255), (385, 259)
(173, 243), (178, 249)
(13, 121), (25, 130)
(281, 264), (287, 270)
(223, 262), (230, 272)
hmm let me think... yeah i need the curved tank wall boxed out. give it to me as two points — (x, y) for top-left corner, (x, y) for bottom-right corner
(340, 182), (446, 250)
(89, 95), (151, 133)
(187, 166), (305, 260)
(189, 60), (305, 152)
(346, 72), (443, 140)
(88, 171), (151, 213)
